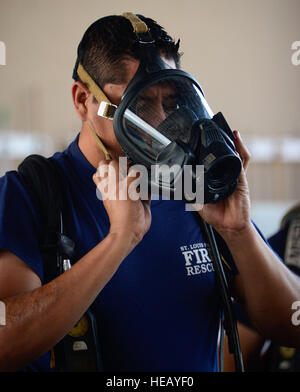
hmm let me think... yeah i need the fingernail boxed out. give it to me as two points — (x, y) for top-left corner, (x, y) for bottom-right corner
(233, 130), (242, 141)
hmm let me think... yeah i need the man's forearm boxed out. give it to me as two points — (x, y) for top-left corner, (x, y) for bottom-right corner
(0, 231), (134, 371)
(221, 223), (300, 347)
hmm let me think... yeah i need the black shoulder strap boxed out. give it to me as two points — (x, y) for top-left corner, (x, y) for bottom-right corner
(18, 154), (103, 372)
(18, 154), (67, 283)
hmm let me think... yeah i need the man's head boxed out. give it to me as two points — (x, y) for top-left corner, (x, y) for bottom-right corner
(73, 14), (181, 93)
(72, 14), (181, 163)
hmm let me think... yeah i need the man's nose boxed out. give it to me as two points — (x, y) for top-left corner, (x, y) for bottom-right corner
(151, 103), (167, 128)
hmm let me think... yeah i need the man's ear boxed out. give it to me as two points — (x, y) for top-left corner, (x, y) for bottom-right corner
(72, 81), (91, 121)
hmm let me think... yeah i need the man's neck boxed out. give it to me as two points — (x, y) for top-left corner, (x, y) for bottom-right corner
(78, 124), (106, 169)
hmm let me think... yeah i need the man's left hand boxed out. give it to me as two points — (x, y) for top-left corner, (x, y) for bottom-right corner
(196, 130), (252, 239)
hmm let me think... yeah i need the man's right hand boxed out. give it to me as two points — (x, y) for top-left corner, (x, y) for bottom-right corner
(93, 159), (152, 249)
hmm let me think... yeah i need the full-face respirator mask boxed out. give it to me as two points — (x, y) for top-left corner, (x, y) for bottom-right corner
(74, 12), (242, 204)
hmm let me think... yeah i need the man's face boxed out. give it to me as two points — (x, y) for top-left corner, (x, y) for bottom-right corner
(86, 56), (177, 160)
(133, 81), (179, 128)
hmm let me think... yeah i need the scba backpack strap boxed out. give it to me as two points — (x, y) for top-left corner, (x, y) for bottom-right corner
(18, 154), (103, 372)
(18, 154), (65, 283)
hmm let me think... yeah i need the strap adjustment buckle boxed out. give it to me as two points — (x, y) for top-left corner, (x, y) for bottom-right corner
(97, 102), (117, 119)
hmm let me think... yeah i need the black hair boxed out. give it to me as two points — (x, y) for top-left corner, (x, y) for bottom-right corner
(73, 14), (181, 89)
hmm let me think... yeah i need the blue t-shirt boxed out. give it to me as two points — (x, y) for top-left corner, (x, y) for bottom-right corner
(0, 135), (241, 372)
(268, 227), (288, 260)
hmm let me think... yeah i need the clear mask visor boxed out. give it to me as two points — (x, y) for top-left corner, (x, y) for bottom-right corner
(122, 76), (213, 161)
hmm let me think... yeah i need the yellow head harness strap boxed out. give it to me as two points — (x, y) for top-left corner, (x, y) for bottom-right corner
(86, 123), (112, 161)
(75, 12), (148, 110)
(75, 13), (147, 106)
(76, 63), (112, 160)
(75, 13), (148, 160)
(77, 63), (111, 106)
(122, 12), (148, 34)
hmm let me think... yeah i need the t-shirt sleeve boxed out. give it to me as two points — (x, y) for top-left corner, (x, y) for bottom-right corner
(0, 171), (44, 282)
(268, 226), (288, 260)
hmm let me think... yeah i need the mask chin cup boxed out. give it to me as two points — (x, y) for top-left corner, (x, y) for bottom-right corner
(156, 141), (188, 168)
(153, 140), (195, 193)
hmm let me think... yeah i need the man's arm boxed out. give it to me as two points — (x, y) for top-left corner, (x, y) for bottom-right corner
(0, 250), (42, 298)
(197, 131), (300, 347)
(0, 160), (151, 371)
(0, 231), (139, 371)
(223, 321), (265, 372)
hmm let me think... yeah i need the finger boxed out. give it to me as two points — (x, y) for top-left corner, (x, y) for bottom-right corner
(95, 159), (134, 200)
(93, 172), (99, 185)
(142, 198), (151, 211)
(93, 160), (119, 200)
(233, 130), (251, 172)
(93, 164), (105, 186)
(93, 160), (109, 185)
(127, 167), (151, 201)
(185, 202), (204, 213)
(96, 159), (120, 179)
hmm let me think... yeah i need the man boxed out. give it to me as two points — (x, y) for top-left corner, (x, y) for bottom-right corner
(0, 13), (299, 372)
